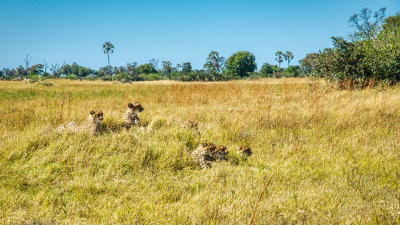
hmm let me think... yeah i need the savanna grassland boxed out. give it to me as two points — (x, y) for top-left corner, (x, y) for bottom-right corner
(1, 79), (400, 224)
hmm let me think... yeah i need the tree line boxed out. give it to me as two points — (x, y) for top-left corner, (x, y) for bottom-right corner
(1, 46), (301, 82)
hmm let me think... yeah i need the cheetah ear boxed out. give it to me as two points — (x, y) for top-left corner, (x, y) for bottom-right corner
(90, 111), (95, 115)
(128, 103), (134, 109)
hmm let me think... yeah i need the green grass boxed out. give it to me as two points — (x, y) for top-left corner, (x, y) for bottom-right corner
(1, 78), (400, 224)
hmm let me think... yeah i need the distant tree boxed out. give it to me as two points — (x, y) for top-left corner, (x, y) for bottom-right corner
(24, 53), (32, 79)
(283, 51), (294, 67)
(204, 51), (225, 73)
(50, 63), (60, 77)
(43, 59), (49, 76)
(283, 65), (301, 77)
(181, 62), (192, 74)
(225, 51), (257, 77)
(137, 63), (157, 74)
(176, 64), (182, 72)
(71, 62), (79, 75)
(58, 63), (92, 77)
(162, 61), (172, 75)
(149, 58), (159, 69)
(103, 42), (114, 71)
(349, 7), (386, 40)
(2, 68), (16, 79)
(275, 51), (284, 69)
(259, 63), (279, 77)
(126, 62), (138, 75)
(16, 65), (27, 78)
(113, 66), (120, 75)
(29, 64), (44, 75)
(118, 66), (127, 73)
(79, 66), (93, 77)
(60, 64), (72, 75)
(99, 66), (112, 76)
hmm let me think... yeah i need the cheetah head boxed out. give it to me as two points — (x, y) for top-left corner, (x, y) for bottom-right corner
(200, 142), (216, 159)
(182, 120), (198, 129)
(90, 110), (104, 123)
(214, 145), (229, 161)
(239, 145), (252, 157)
(128, 102), (144, 113)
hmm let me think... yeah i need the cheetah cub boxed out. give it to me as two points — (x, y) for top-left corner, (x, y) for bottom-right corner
(191, 143), (229, 169)
(122, 102), (144, 128)
(238, 145), (252, 160)
(56, 110), (104, 135)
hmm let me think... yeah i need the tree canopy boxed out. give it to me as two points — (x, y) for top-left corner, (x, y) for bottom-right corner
(225, 51), (257, 77)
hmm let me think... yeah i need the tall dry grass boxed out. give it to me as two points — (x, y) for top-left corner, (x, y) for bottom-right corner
(1, 78), (400, 224)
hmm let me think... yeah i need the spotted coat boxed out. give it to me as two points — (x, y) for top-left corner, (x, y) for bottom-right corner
(122, 102), (143, 128)
(56, 111), (103, 135)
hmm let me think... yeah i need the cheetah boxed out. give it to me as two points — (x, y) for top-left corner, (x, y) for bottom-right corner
(122, 102), (143, 128)
(56, 110), (104, 135)
(238, 145), (252, 160)
(182, 120), (198, 129)
(191, 143), (229, 169)
(182, 120), (201, 142)
(214, 145), (229, 161)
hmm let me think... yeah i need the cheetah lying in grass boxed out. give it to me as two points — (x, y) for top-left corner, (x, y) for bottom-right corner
(181, 120), (198, 129)
(238, 145), (252, 160)
(122, 102), (143, 129)
(56, 110), (104, 135)
(182, 120), (202, 142)
(191, 143), (228, 169)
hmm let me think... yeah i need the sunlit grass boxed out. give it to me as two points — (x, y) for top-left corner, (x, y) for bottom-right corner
(1, 78), (400, 224)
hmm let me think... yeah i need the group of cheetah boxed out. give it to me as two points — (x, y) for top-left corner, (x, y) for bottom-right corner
(56, 102), (143, 135)
(56, 102), (253, 169)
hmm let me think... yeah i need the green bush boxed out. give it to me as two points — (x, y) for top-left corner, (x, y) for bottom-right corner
(114, 72), (132, 82)
(259, 63), (280, 77)
(27, 75), (45, 83)
(138, 73), (164, 81)
(283, 65), (301, 77)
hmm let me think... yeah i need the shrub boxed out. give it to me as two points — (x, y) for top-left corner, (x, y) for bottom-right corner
(27, 75), (45, 83)
(283, 65), (301, 77)
(259, 63), (280, 77)
(138, 73), (164, 81)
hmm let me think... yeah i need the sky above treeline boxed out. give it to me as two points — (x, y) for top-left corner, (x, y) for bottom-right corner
(0, 0), (399, 70)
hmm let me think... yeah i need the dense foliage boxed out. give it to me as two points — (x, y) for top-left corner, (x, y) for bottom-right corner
(259, 63), (280, 77)
(300, 11), (400, 87)
(225, 51), (257, 78)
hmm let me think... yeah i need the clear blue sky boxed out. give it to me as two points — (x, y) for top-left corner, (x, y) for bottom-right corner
(0, 0), (398, 70)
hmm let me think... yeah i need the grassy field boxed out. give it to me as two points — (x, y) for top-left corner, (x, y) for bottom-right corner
(1, 78), (400, 224)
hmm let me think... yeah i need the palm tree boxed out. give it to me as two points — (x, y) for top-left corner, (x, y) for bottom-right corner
(284, 51), (294, 67)
(275, 51), (284, 69)
(103, 42), (114, 72)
